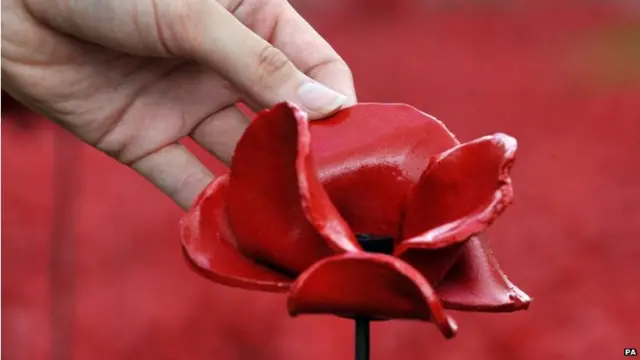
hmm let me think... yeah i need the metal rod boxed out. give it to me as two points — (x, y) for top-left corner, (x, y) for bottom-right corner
(355, 317), (370, 360)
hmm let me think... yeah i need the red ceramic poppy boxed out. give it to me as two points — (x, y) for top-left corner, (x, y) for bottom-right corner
(181, 102), (531, 338)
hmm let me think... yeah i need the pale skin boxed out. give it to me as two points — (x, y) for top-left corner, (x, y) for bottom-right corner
(1, 0), (357, 209)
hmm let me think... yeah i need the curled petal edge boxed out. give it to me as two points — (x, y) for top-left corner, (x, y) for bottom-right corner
(181, 175), (292, 292)
(396, 133), (517, 256)
(438, 237), (532, 312)
(227, 102), (360, 275)
(291, 104), (361, 254)
(287, 253), (458, 338)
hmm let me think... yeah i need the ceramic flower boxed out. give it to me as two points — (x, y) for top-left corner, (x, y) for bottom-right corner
(180, 102), (530, 338)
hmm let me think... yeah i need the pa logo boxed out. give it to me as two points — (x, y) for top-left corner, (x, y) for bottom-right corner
(624, 348), (638, 356)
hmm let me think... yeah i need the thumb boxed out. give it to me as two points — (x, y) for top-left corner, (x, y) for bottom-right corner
(234, 46), (350, 119)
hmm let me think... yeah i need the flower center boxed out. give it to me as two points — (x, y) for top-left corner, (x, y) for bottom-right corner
(355, 234), (394, 255)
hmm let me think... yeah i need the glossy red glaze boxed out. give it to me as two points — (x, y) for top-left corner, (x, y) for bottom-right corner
(437, 237), (531, 312)
(309, 103), (459, 238)
(288, 252), (457, 338)
(180, 102), (531, 338)
(226, 103), (359, 275)
(181, 174), (292, 291)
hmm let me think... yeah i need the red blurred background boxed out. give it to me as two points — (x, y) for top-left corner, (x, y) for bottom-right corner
(3, 1), (639, 359)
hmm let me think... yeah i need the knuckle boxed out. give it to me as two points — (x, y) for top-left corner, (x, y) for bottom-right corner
(157, 0), (203, 56)
(94, 130), (136, 165)
(327, 58), (354, 80)
(255, 45), (294, 86)
(337, 60), (354, 79)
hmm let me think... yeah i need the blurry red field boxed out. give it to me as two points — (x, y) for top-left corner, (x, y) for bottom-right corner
(3, 1), (639, 359)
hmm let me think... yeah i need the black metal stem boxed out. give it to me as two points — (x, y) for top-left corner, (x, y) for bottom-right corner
(355, 317), (370, 360)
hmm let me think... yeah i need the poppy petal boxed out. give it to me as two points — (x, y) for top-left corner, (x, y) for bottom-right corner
(309, 103), (459, 238)
(397, 243), (465, 287)
(180, 175), (292, 291)
(437, 237), (531, 311)
(227, 103), (359, 275)
(397, 133), (517, 253)
(287, 253), (458, 338)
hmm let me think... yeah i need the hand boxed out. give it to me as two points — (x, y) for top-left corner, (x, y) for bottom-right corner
(1, 0), (356, 209)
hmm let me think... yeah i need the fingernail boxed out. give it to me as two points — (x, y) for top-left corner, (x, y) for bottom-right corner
(296, 82), (347, 116)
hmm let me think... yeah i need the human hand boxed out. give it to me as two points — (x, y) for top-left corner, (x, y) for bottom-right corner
(1, 0), (356, 209)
